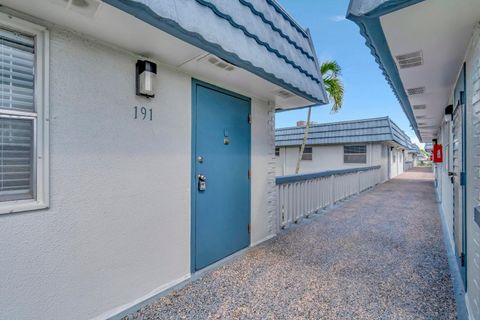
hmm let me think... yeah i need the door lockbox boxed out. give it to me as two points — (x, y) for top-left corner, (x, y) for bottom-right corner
(198, 174), (207, 191)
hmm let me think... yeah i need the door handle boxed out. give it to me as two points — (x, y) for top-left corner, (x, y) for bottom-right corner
(198, 174), (206, 191)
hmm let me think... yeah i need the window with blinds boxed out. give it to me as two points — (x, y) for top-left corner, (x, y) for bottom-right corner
(301, 146), (313, 161)
(0, 27), (35, 201)
(344, 145), (367, 164)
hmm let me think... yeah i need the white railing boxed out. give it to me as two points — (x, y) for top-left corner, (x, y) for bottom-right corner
(276, 166), (382, 230)
(404, 161), (414, 171)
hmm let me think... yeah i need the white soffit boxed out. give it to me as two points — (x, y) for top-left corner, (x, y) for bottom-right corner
(380, 0), (480, 141)
(0, 0), (312, 109)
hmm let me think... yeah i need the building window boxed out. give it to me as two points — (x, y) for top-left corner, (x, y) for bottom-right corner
(392, 150), (396, 163)
(301, 146), (312, 160)
(275, 147), (280, 157)
(344, 145), (367, 164)
(0, 14), (49, 214)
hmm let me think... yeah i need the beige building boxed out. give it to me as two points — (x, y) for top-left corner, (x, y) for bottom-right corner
(275, 117), (416, 180)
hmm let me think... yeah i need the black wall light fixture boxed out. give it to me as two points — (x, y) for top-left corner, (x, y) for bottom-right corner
(445, 104), (453, 121)
(136, 60), (157, 98)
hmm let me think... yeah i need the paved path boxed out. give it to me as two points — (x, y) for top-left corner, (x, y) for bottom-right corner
(125, 168), (456, 320)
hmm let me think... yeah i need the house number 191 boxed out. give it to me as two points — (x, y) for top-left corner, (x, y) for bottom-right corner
(134, 106), (153, 121)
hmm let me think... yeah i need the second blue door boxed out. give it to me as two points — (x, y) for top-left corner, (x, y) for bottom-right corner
(192, 80), (251, 271)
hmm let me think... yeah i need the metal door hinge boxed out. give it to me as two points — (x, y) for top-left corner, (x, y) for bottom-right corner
(248, 113), (252, 124)
(248, 168), (251, 179)
(460, 253), (465, 266)
(247, 223), (251, 234)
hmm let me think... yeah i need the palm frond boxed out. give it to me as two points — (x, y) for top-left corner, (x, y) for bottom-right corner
(321, 61), (344, 113)
(320, 60), (341, 79)
(323, 77), (344, 113)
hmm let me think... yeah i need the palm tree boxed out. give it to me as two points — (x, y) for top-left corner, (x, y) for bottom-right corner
(295, 60), (344, 174)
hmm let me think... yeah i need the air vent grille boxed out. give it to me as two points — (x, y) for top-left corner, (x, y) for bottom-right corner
(276, 90), (294, 99)
(207, 56), (235, 71)
(407, 87), (425, 95)
(395, 51), (423, 69)
(51, 0), (101, 16)
(413, 104), (427, 110)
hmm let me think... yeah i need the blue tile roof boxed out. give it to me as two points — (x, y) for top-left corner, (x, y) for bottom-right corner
(103, 0), (328, 105)
(275, 117), (412, 148)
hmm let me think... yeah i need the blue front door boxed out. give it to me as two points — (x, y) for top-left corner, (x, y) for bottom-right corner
(192, 80), (251, 271)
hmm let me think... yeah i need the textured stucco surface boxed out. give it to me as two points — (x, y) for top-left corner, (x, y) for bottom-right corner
(0, 26), (192, 320)
(466, 24), (480, 320)
(0, 26), (276, 320)
(250, 102), (277, 243)
(275, 142), (389, 179)
(124, 168), (456, 320)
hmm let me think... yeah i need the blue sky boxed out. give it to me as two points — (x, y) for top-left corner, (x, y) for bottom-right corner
(276, 0), (420, 145)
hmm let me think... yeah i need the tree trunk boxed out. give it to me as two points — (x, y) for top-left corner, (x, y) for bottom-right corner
(295, 107), (312, 174)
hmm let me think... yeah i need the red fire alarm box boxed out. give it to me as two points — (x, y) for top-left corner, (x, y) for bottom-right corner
(433, 144), (443, 163)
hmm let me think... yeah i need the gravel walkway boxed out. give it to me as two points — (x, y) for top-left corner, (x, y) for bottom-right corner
(124, 168), (456, 320)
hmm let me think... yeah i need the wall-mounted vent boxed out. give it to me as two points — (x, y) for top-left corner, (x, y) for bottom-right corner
(51, 0), (101, 16)
(207, 56), (235, 71)
(413, 104), (427, 110)
(395, 51), (423, 69)
(275, 89), (294, 99)
(407, 87), (425, 95)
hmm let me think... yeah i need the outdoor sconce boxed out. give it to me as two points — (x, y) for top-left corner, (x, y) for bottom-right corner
(445, 104), (453, 121)
(136, 60), (157, 98)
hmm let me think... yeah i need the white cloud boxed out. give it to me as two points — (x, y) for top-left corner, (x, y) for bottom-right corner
(330, 15), (346, 22)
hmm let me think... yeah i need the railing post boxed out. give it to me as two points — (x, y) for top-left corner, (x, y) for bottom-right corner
(330, 174), (335, 205)
(277, 185), (281, 229)
(357, 171), (361, 194)
(275, 165), (381, 231)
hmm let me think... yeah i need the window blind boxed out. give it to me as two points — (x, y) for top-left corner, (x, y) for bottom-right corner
(0, 28), (35, 112)
(344, 145), (367, 164)
(301, 146), (313, 160)
(0, 27), (35, 201)
(0, 118), (33, 200)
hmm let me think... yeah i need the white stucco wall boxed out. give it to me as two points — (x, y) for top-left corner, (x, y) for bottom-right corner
(250, 101), (277, 245)
(436, 24), (480, 320)
(0, 25), (276, 320)
(465, 23), (480, 320)
(276, 142), (390, 181)
(438, 120), (454, 249)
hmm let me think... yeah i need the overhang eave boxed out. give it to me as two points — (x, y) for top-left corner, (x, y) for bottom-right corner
(346, 0), (426, 142)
